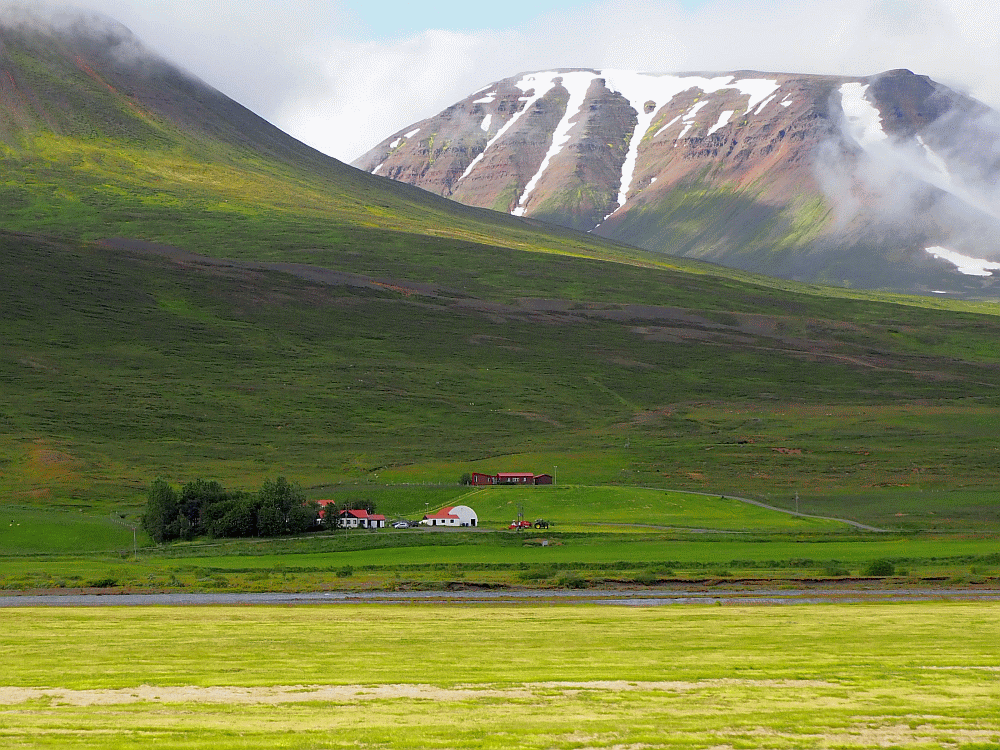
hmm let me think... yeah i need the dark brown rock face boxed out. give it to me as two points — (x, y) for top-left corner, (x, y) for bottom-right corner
(355, 68), (1000, 294)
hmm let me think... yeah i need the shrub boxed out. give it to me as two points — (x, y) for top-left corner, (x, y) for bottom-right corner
(518, 566), (555, 581)
(632, 571), (664, 585)
(556, 573), (588, 589)
(863, 559), (895, 577)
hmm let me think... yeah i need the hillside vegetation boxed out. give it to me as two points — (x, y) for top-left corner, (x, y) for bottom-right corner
(1, 16), (999, 537)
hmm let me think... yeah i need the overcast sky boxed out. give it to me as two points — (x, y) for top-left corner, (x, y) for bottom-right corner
(29, 0), (1000, 162)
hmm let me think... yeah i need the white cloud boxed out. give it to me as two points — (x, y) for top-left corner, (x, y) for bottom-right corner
(278, 0), (1000, 162)
(7, 1), (999, 163)
(277, 29), (514, 164)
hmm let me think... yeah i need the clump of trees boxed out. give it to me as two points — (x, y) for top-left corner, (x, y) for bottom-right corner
(142, 476), (321, 543)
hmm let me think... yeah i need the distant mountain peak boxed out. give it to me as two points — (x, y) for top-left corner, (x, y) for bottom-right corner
(355, 67), (1000, 294)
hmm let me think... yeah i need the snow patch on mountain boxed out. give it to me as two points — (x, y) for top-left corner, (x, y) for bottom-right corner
(927, 246), (1000, 276)
(458, 72), (559, 184)
(481, 113), (492, 132)
(840, 83), (887, 145)
(654, 114), (682, 138)
(513, 70), (595, 217)
(599, 73), (779, 219)
(753, 95), (776, 115)
(676, 101), (710, 140)
(737, 79), (783, 114)
(707, 110), (734, 136)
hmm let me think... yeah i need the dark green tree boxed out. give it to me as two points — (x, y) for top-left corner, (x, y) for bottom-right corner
(321, 503), (339, 531)
(205, 492), (258, 538)
(256, 502), (285, 537)
(179, 478), (227, 537)
(142, 478), (181, 543)
(256, 476), (308, 537)
(287, 500), (321, 534)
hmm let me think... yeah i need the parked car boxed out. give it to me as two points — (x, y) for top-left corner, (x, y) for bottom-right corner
(392, 521), (410, 529)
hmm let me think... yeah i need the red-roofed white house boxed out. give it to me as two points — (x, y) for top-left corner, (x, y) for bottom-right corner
(421, 505), (478, 527)
(337, 508), (386, 529)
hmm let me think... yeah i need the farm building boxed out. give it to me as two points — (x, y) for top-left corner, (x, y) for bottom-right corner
(470, 472), (553, 486)
(337, 508), (386, 529)
(421, 505), (478, 527)
(317, 501), (386, 529)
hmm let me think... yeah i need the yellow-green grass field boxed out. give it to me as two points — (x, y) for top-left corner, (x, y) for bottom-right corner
(1, 603), (999, 748)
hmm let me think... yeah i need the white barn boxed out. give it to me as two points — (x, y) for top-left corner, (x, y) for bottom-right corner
(421, 505), (478, 527)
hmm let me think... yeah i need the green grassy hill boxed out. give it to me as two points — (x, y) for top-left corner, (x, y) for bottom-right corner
(2, 14), (1000, 536)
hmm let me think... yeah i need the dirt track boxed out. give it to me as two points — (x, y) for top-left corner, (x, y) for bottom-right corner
(3, 586), (1000, 607)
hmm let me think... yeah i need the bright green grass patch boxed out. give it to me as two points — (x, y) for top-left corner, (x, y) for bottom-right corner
(6, 530), (1000, 591)
(464, 485), (845, 531)
(0, 506), (142, 555)
(0, 603), (998, 748)
(173, 534), (1000, 571)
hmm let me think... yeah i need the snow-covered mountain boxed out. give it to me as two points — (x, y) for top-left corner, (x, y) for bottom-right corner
(354, 68), (1000, 294)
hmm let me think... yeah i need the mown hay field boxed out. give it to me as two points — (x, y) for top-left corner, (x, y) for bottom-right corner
(1, 603), (998, 748)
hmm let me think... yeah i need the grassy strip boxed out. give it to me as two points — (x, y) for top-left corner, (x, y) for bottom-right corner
(3, 531), (999, 591)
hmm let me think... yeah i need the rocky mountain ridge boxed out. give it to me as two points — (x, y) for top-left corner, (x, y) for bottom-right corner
(355, 68), (1000, 294)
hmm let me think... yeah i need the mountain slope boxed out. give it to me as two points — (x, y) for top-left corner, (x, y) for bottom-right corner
(355, 68), (1000, 296)
(3, 9), (1000, 510)
(0, 11), (689, 277)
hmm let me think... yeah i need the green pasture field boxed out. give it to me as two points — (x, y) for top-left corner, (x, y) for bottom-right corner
(125, 534), (1000, 582)
(3, 525), (999, 592)
(1, 603), (998, 748)
(0, 506), (139, 555)
(456, 485), (846, 531)
(307, 485), (849, 532)
(1, 484), (999, 592)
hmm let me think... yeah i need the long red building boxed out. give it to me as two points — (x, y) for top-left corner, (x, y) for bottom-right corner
(470, 472), (553, 486)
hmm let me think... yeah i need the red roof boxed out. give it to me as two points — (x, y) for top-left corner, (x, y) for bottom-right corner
(424, 506), (460, 520)
(496, 472), (535, 479)
(339, 509), (386, 521)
